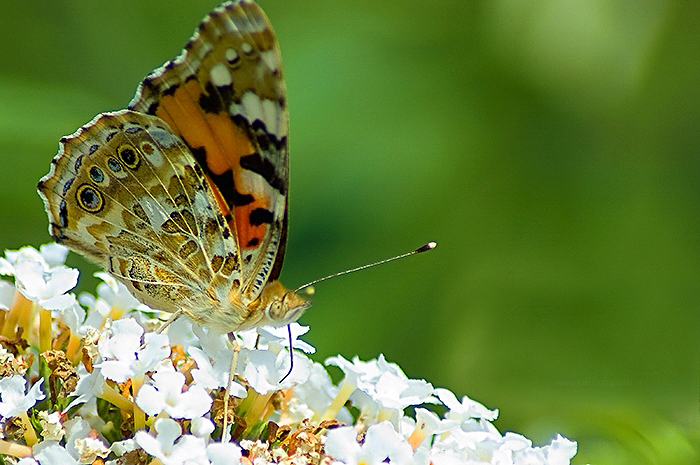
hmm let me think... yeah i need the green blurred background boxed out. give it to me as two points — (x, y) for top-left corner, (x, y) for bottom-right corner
(1, 0), (698, 463)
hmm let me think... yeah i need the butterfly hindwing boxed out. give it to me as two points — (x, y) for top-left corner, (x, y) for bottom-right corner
(38, 110), (242, 320)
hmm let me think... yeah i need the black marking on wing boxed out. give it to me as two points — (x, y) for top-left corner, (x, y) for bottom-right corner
(239, 153), (285, 194)
(249, 208), (273, 226)
(199, 82), (223, 114)
(251, 119), (286, 153)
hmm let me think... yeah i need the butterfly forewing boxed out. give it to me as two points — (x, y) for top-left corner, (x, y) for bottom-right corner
(129, 0), (289, 303)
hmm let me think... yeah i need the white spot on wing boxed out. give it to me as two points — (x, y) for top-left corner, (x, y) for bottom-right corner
(260, 50), (279, 72)
(225, 48), (239, 64)
(111, 168), (127, 179)
(230, 93), (286, 139)
(193, 190), (211, 214)
(141, 197), (169, 230)
(261, 99), (280, 136)
(150, 129), (179, 148)
(144, 146), (164, 167)
(240, 92), (264, 124)
(198, 41), (214, 59)
(210, 63), (232, 87)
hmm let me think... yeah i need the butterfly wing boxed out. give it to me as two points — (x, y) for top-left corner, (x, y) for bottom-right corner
(129, 0), (288, 303)
(38, 111), (242, 322)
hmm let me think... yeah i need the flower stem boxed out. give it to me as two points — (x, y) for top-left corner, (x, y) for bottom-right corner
(98, 382), (134, 412)
(0, 291), (30, 338)
(0, 439), (32, 458)
(39, 307), (52, 353)
(18, 411), (39, 447)
(318, 379), (356, 422)
(65, 332), (82, 364)
(132, 375), (147, 432)
(242, 391), (274, 436)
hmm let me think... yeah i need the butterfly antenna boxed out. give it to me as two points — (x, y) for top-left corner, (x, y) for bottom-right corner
(294, 241), (437, 294)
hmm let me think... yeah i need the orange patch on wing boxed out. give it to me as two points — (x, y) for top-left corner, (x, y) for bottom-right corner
(155, 80), (270, 251)
(156, 81), (254, 176)
(235, 201), (269, 250)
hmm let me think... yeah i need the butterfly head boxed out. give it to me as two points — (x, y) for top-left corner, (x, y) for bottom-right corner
(267, 290), (312, 326)
(258, 280), (312, 327)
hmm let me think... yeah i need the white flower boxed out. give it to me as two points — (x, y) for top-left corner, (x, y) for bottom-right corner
(136, 369), (212, 419)
(543, 434), (578, 464)
(490, 434), (576, 465)
(93, 272), (145, 314)
(289, 360), (348, 423)
(0, 243), (69, 275)
(134, 418), (207, 465)
(14, 260), (78, 310)
(16, 458), (39, 465)
(206, 442), (243, 465)
(434, 387), (499, 426)
(32, 441), (78, 465)
(0, 375), (45, 418)
(165, 316), (199, 350)
(65, 365), (105, 411)
(256, 323), (316, 354)
(0, 280), (16, 310)
(38, 411), (65, 441)
(61, 298), (103, 337)
(326, 354), (377, 384)
(64, 417), (109, 463)
(241, 348), (286, 394)
(325, 422), (413, 465)
(109, 438), (138, 457)
(370, 369), (435, 410)
(242, 348), (311, 394)
(39, 243), (70, 268)
(188, 346), (246, 397)
(327, 354), (435, 426)
(74, 437), (110, 463)
(191, 417), (215, 438)
(191, 324), (229, 357)
(407, 408), (459, 446)
(97, 318), (170, 383)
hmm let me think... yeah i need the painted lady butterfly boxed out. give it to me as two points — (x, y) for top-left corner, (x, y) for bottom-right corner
(38, 0), (311, 332)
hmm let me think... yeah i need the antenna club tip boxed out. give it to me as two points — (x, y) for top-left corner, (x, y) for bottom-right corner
(416, 241), (437, 253)
(304, 286), (316, 296)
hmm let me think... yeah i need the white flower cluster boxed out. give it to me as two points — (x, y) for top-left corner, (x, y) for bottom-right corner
(0, 244), (577, 464)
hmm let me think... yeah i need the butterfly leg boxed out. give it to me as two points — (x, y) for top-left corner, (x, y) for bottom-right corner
(222, 332), (240, 442)
(138, 309), (185, 352)
(155, 309), (185, 334)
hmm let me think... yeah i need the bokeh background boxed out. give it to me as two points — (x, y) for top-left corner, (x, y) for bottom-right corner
(0, 0), (698, 463)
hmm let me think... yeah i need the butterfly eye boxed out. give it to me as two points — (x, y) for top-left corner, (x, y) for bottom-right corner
(76, 184), (104, 213)
(266, 300), (285, 321)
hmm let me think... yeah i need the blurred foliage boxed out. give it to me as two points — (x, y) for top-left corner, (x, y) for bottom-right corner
(0, 0), (698, 463)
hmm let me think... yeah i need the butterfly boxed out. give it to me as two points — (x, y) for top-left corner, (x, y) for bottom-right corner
(37, 0), (312, 333)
